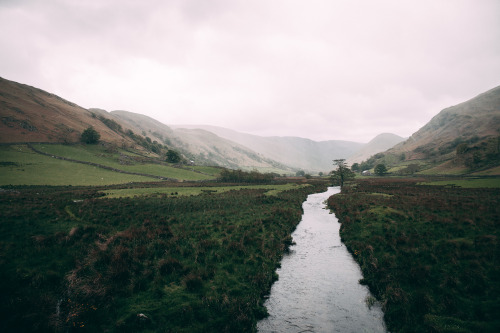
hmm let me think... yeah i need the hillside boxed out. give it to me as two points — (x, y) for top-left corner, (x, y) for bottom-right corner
(346, 133), (405, 164)
(359, 85), (500, 174)
(390, 86), (500, 159)
(109, 111), (292, 172)
(0, 77), (135, 145)
(170, 125), (364, 172)
(0, 77), (291, 172)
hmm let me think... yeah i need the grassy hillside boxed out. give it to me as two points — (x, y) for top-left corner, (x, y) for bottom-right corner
(108, 111), (293, 172)
(0, 182), (327, 332)
(353, 86), (500, 176)
(328, 178), (500, 332)
(346, 133), (405, 165)
(0, 77), (135, 145)
(171, 124), (364, 173)
(0, 144), (218, 185)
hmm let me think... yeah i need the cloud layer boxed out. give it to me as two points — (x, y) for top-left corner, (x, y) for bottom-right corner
(1, 0), (499, 142)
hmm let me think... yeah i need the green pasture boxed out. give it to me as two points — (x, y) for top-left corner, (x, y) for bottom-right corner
(36, 144), (217, 181)
(101, 183), (309, 198)
(0, 145), (155, 185)
(472, 165), (500, 176)
(420, 177), (500, 188)
(0, 144), (219, 185)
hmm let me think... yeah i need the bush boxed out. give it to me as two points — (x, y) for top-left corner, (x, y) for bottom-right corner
(81, 126), (100, 144)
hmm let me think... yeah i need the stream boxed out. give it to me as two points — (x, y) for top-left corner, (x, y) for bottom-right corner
(257, 187), (386, 332)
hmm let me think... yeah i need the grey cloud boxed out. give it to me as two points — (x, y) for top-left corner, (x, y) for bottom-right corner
(1, 0), (499, 142)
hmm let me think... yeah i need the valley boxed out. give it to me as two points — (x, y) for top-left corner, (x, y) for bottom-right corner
(1, 76), (500, 332)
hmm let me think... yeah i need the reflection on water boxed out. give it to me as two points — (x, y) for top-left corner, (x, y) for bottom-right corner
(257, 187), (386, 333)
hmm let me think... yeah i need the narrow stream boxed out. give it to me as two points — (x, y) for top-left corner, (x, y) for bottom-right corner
(257, 187), (386, 332)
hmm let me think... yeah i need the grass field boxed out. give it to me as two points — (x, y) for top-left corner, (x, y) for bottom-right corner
(0, 144), (219, 185)
(101, 184), (309, 198)
(0, 145), (155, 185)
(0, 182), (327, 332)
(472, 165), (500, 176)
(421, 177), (500, 188)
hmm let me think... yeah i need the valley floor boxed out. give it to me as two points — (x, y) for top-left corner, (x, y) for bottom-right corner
(328, 178), (500, 332)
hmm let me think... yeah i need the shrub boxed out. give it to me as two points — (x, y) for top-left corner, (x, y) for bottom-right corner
(81, 126), (100, 144)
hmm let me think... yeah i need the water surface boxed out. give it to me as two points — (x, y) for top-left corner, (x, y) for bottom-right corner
(257, 187), (386, 332)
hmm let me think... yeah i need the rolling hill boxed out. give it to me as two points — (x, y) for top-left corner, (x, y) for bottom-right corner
(0, 77), (291, 171)
(170, 124), (365, 172)
(107, 110), (292, 172)
(0, 76), (410, 173)
(360, 85), (500, 175)
(346, 133), (405, 165)
(390, 85), (500, 160)
(0, 77), (135, 145)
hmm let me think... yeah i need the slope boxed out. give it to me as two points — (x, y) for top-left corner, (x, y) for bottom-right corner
(390, 85), (500, 160)
(359, 85), (500, 175)
(171, 124), (363, 172)
(109, 111), (292, 172)
(0, 77), (134, 145)
(347, 133), (405, 165)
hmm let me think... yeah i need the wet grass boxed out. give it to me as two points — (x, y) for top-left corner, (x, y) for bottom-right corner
(0, 181), (327, 332)
(0, 145), (155, 185)
(420, 177), (500, 188)
(328, 178), (500, 332)
(0, 144), (218, 185)
(100, 183), (309, 198)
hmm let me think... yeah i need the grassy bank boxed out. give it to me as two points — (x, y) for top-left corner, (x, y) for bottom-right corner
(328, 178), (500, 332)
(0, 181), (327, 332)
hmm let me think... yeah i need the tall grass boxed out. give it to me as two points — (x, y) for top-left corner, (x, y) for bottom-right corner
(328, 178), (500, 332)
(0, 182), (327, 332)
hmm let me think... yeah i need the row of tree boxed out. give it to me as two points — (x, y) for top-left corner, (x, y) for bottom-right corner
(80, 126), (184, 164)
(218, 169), (277, 183)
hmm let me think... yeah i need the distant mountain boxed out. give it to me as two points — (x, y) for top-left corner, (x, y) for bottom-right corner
(109, 111), (292, 171)
(346, 133), (405, 165)
(171, 125), (364, 172)
(389, 85), (500, 160)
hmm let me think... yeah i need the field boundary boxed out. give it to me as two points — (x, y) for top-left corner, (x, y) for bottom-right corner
(26, 143), (177, 181)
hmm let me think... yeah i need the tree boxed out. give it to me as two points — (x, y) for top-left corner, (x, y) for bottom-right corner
(456, 143), (468, 155)
(81, 126), (100, 144)
(330, 159), (355, 188)
(295, 170), (305, 177)
(374, 163), (387, 176)
(351, 163), (360, 173)
(166, 149), (181, 163)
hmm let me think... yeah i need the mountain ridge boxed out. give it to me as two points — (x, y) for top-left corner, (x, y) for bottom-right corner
(0, 74), (397, 173)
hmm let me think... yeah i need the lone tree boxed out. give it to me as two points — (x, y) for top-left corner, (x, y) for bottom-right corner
(374, 163), (388, 176)
(330, 159), (355, 188)
(81, 126), (100, 144)
(166, 149), (181, 163)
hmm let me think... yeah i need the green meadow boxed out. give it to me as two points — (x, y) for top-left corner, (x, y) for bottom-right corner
(100, 183), (308, 198)
(0, 144), (218, 185)
(420, 177), (500, 188)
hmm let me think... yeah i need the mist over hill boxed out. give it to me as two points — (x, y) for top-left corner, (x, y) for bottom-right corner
(358, 85), (500, 175)
(0, 75), (447, 173)
(346, 133), (405, 165)
(389, 85), (500, 159)
(170, 125), (364, 172)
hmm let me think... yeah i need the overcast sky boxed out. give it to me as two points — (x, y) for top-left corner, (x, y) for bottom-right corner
(1, 0), (499, 142)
